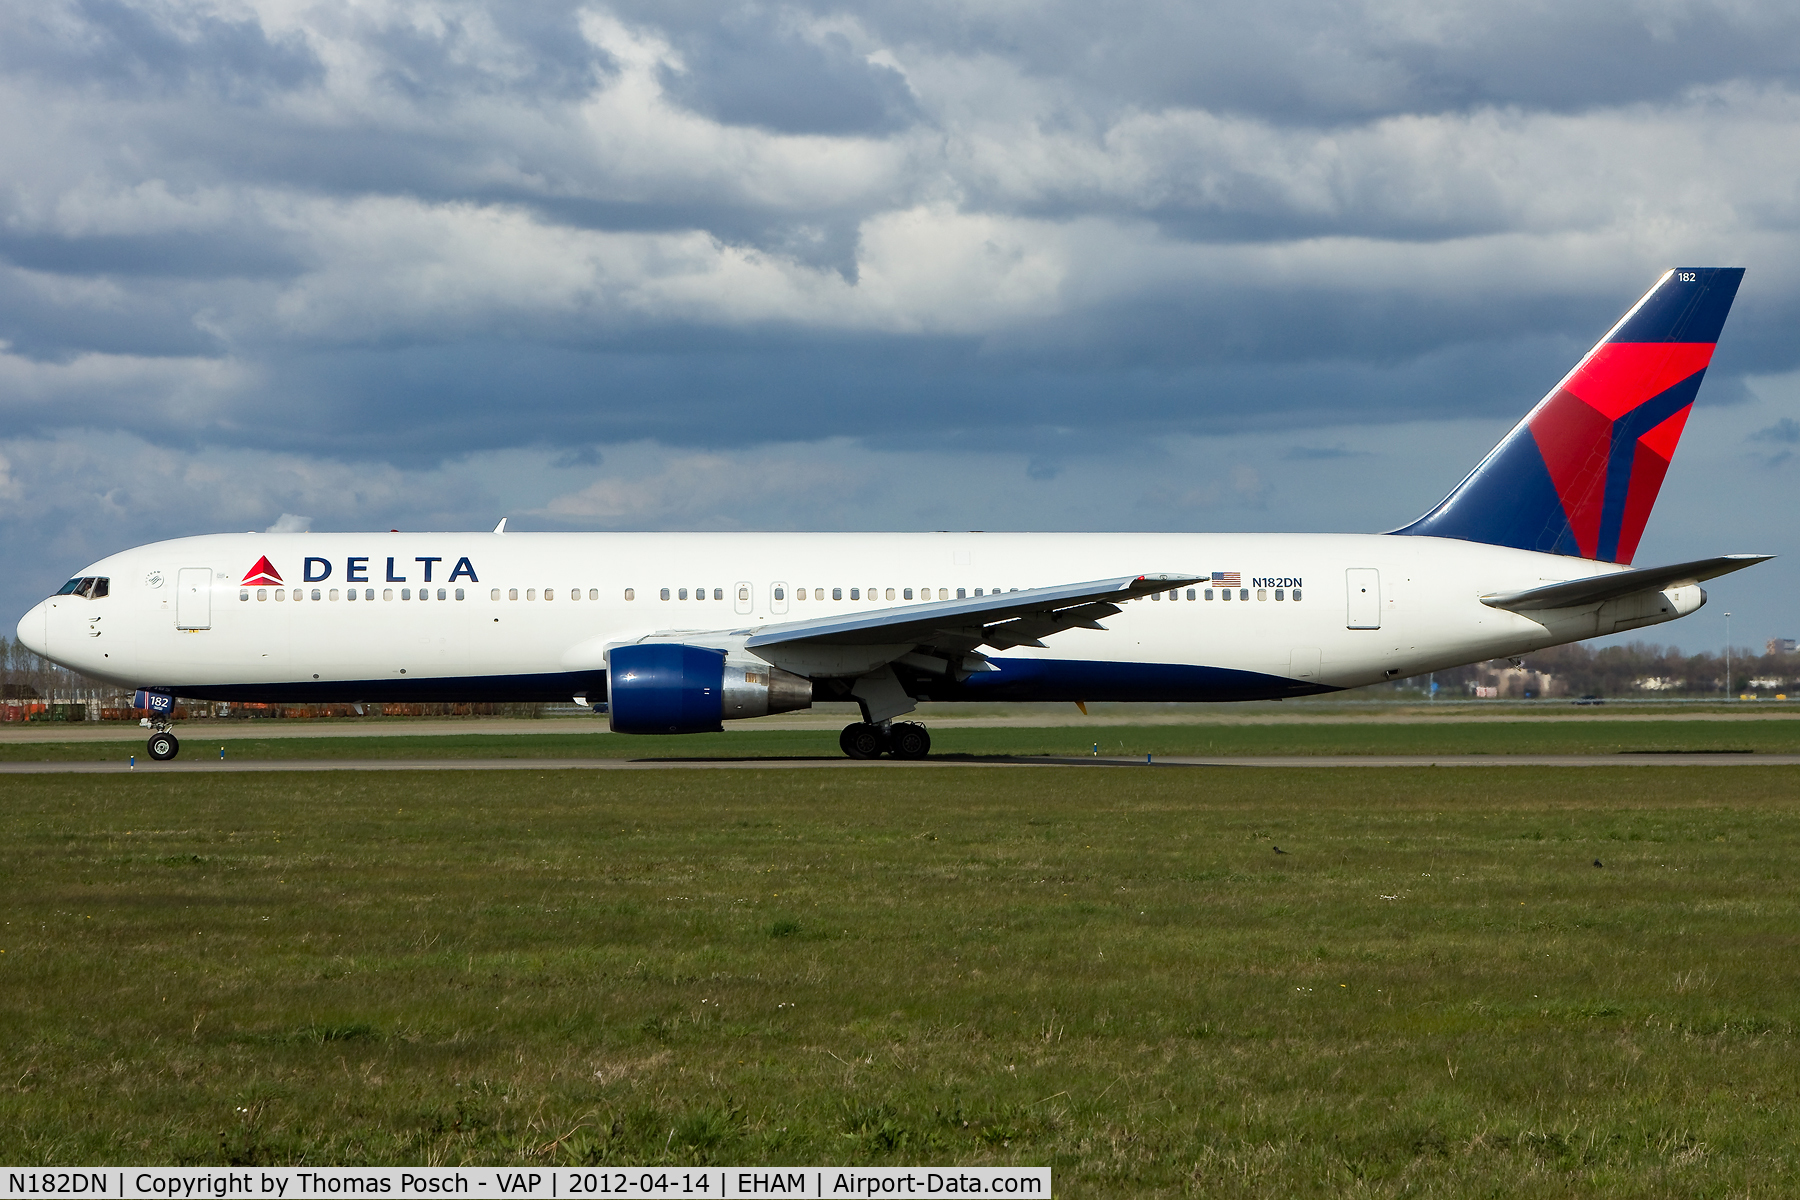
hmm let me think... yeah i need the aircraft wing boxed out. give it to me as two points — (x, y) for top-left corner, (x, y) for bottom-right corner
(1480, 554), (1773, 612)
(744, 574), (1200, 656)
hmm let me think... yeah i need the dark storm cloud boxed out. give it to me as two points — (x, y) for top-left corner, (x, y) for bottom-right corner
(654, 9), (918, 135)
(852, 0), (1800, 120)
(0, 0), (320, 98)
(0, 0), (1798, 504)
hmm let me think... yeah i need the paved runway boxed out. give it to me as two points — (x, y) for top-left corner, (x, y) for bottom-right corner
(4, 753), (1798, 773)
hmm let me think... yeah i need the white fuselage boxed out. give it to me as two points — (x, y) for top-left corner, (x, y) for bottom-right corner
(17, 530), (1702, 706)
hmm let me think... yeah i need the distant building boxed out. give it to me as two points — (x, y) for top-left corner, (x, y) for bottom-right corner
(1471, 664), (1559, 698)
(1769, 638), (1797, 655)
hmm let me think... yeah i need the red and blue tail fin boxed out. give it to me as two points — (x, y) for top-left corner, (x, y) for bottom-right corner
(1393, 268), (1743, 563)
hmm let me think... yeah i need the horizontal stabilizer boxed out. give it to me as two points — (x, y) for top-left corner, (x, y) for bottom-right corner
(1480, 554), (1773, 612)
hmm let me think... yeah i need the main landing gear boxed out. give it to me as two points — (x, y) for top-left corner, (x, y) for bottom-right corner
(839, 721), (931, 760)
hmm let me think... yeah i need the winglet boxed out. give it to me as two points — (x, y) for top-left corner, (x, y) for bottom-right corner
(493, 518), (507, 534)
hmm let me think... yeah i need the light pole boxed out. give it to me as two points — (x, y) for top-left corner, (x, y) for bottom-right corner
(1725, 612), (1733, 699)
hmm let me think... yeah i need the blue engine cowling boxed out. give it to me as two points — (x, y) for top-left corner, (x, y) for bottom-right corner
(607, 643), (727, 734)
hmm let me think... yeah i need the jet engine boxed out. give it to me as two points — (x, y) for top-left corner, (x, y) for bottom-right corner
(606, 643), (812, 734)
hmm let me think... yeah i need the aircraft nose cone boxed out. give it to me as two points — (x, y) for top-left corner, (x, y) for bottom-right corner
(16, 601), (48, 658)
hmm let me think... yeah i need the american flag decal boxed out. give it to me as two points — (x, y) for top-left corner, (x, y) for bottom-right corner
(1211, 571), (1241, 587)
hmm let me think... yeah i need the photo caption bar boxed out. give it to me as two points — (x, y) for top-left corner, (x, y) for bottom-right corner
(0, 1168), (1051, 1199)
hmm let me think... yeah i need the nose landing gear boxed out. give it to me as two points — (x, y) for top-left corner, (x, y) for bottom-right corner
(145, 728), (180, 761)
(838, 721), (931, 760)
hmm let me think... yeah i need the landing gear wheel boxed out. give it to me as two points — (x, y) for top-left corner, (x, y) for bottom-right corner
(839, 722), (886, 760)
(147, 732), (180, 761)
(888, 722), (931, 760)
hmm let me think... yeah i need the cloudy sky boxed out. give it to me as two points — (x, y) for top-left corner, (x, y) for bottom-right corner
(4, 0), (1799, 653)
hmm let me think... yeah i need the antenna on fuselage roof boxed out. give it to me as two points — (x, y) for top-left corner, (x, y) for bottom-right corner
(493, 518), (507, 534)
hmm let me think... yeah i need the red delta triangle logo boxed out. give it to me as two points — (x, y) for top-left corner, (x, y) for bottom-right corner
(242, 556), (283, 586)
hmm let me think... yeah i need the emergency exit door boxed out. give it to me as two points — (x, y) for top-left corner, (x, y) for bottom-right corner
(1345, 568), (1381, 629)
(176, 568), (212, 630)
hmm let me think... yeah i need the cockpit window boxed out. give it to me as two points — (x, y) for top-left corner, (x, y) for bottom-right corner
(56, 577), (109, 599)
(56, 578), (82, 595)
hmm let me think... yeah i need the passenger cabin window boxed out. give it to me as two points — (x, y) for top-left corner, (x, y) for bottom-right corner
(679, 588), (688, 600)
(1186, 589), (1196, 600)
(1293, 589), (1303, 601)
(660, 588), (670, 600)
(625, 588), (635, 600)
(957, 588), (966, 599)
(589, 589), (599, 600)
(774, 586), (785, 601)
(329, 589), (340, 600)
(832, 588), (843, 600)
(903, 588), (913, 600)
(715, 587), (725, 600)
(850, 588), (860, 600)
(545, 589), (554, 600)
(509, 588), (519, 600)
(1275, 589), (1284, 601)
(1205, 589), (1213, 600)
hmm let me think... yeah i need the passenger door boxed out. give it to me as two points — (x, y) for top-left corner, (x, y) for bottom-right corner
(176, 568), (212, 630)
(1345, 568), (1381, 630)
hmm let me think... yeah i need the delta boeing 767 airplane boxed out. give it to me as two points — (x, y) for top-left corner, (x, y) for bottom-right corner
(15, 268), (1772, 761)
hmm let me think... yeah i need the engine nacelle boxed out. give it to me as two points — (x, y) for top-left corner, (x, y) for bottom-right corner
(607, 643), (812, 734)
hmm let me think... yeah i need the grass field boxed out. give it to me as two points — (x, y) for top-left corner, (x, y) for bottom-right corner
(3, 765), (1800, 1195)
(5, 718), (1800, 761)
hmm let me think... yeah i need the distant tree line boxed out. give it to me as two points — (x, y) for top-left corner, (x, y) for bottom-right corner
(1401, 640), (1799, 699)
(6, 631), (1795, 712)
(0, 635), (545, 717)
(0, 634), (111, 704)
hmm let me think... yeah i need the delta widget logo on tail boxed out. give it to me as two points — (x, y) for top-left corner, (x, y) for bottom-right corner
(242, 556), (283, 586)
(1395, 267), (1745, 564)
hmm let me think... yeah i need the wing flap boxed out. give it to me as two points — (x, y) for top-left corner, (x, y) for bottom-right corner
(1480, 553), (1772, 611)
(744, 575), (1196, 655)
